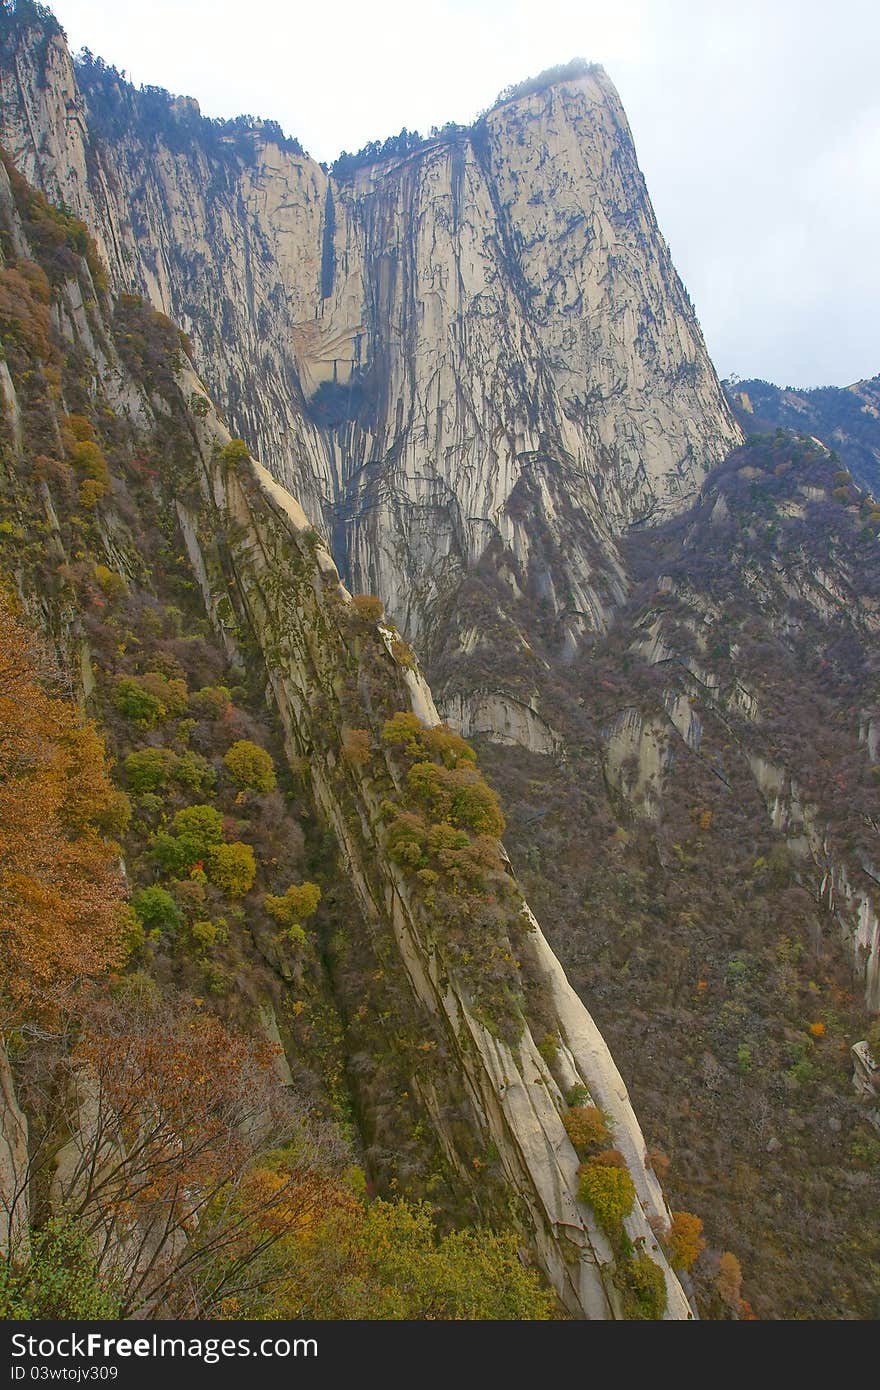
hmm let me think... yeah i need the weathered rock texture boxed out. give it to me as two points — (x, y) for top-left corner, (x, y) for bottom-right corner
(0, 16), (740, 645)
(0, 1041), (29, 1256)
(0, 129), (691, 1317)
(172, 371), (693, 1318)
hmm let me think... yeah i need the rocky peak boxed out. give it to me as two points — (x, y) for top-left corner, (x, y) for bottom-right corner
(0, 8), (741, 647)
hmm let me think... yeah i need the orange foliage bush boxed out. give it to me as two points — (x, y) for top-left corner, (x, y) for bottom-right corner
(0, 263), (52, 361)
(593, 1147), (627, 1169)
(645, 1146), (671, 1181)
(341, 728), (371, 767)
(716, 1250), (744, 1312)
(563, 1104), (610, 1153)
(0, 595), (128, 1025)
(667, 1210), (706, 1270)
(351, 594), (384, 621)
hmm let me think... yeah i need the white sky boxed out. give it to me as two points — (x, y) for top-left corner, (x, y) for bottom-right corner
(48, 0), (879, 388)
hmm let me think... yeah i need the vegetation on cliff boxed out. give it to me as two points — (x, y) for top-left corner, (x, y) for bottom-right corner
(437, 428), (880, 1318)
(0, 150), (562, 1320)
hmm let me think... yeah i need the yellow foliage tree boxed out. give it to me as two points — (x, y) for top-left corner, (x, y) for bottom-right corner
(667, 1210), (706, 1270)
(0, 596), (128, 1027)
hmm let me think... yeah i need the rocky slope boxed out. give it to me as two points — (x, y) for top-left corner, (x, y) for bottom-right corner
(459, 431), (880, 1316)
(0, 7), (740, 646)
(0, 141), (692, 1316)
(3, 0), (879, 1321)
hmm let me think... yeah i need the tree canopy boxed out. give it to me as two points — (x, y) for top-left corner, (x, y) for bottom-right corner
(0, 595), (128, 1027)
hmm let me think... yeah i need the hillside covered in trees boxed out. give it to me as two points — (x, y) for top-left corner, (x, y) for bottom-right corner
(725, 375), (880, 497)
(0, 151), (571, 1321)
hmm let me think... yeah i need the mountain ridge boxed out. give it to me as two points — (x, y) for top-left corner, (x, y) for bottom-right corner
(0, 6), (741, 652)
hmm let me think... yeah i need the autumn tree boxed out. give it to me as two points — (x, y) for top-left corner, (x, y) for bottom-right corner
(244, 1193), (555, 1320)
(0, 595), (128, 1030)
(15, 984), (337, 1317)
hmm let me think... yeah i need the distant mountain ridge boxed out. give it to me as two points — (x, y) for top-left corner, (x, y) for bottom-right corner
(725, 375), (880, 496)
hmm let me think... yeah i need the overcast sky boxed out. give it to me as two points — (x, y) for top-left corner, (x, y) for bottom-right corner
(48, 0), (879, 388)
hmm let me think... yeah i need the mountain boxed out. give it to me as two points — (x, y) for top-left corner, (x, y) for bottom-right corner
(725, 375), (880, 496)
(1, 0), (879, 1322)
(0, 70), (694, 1321)
(0, 10), (740, 649)
(473, 427), (880, 1316)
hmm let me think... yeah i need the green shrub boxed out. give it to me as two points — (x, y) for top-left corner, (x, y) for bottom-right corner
(175, 750), (217, 792)
(0, 1217), (121, 1319)
(124, 747), (179, 793)
(119, 903), (145, 956)
(209, 841), (256, 896)
(70, 438), (109, 485)
(189, 685), (233, 719)
(223, 739), (276, 792)
(577, 1158), (636, 1233)
(114, 677), (163, 727)
(618, 1253), (667, 1320)
(134, 792), (163, 823)
(381, 711), (426, 757)
(152, 804), (223, 875)
(151, 832), (189, 876)
(381, 714), (478, 771)
(264, 881), (321, 927)
(138, 672), (188, 718)
(220, 438), (251, 467)
(423, 725), (477, 768)
(113, 673), (187, 726)
(131, 885), (183, 938)
(190, 919), (226, 950)
(253, 1197), (554, 1320)
(386, 812), (427, 868)
(173, 803), (224, 847)
(407, 761), (505, 836)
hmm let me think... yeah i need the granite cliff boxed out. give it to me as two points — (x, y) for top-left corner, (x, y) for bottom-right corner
(2, 0), (879, 1321)
(0, 10), (740, 647)
(0, 114), (691, 1315)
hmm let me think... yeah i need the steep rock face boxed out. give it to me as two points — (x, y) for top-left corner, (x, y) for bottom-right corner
(478, 75), (734, 524)
(0, 15), (741, 645)
(0, 143), (691, 1318)
(174, 382), (692, 1318)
